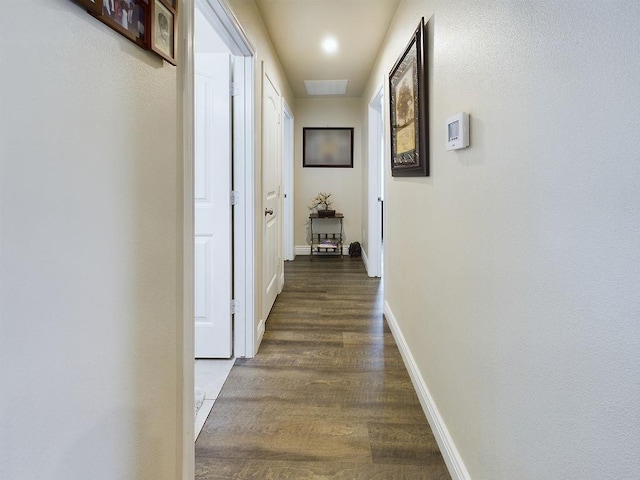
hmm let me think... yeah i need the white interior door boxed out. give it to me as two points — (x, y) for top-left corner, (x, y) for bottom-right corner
(194, 52), (232, 358)
(262, 70), (282, 319)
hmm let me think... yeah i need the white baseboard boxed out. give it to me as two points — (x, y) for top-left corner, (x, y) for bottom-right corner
(361, 247), (370, 271)
(384, 301), (471, 480)
(255, 318), (265, 354)
(295, 244), (348, 256)
(194, 399), (214, 441)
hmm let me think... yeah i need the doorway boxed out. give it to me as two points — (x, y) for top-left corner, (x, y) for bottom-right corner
(192, 0), (255, 358)
(282, 103), (295, 262)
(183, 0), (256, 465)
(366, 85), (385, 278)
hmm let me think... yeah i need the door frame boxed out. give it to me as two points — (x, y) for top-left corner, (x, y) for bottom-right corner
(282, 102), (295, 262)
(180, 0), (255, 477)
(365, 83), (384, 278)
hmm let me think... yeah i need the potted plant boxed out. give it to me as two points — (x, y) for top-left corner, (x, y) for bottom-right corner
(308, 192), (335, 217)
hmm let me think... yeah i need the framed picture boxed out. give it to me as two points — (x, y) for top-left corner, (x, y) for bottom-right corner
(151, 0), (177, 65)
(303, 128), (354, 168)
(389, 18), (429, 177)
(93, 0), (149, 48)
(71, 0), (103, 15)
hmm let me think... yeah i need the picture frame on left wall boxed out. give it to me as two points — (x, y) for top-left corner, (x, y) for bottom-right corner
(150, 0), (177, 65)
(71, 0), (102, 15)
(92, 0), (149, 48)
(70, 0), (179, 65)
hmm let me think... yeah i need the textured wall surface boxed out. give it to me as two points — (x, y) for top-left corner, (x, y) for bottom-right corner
(363, 1), (640, 478)
(0, 1), (179, 479)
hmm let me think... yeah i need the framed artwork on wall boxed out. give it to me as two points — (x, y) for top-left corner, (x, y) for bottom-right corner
(150, 0), (177, 65)
(93, 0), (149, 48)
(70, 0), (178, 65)
(389, 17), (429, 177)
(72, 0), (102, 14)
(303, 128), (354, 168)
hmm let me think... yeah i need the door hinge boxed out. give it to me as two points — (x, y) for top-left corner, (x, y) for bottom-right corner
(230, 299), (236, 315)
(230, 82), (240, 97)
(230, 190), (239, 206)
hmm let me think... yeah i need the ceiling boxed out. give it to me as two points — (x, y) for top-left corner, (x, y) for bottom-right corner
(254, 0), (401, 98)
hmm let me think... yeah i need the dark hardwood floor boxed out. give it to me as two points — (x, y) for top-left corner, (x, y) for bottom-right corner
(195, 256), (451, 479)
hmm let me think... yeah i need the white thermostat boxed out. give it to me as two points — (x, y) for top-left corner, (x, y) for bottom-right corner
(446, 112), (469, 150)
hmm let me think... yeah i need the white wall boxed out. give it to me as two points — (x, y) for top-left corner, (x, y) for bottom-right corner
(363, 1), (640, 479)
(0, 2), (180, 479)
(294, 98), (363, 250)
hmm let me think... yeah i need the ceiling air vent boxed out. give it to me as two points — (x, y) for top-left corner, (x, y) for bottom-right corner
(304, 79), (348, 96)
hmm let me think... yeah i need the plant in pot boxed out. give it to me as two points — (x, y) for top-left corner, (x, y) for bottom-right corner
(308, 192), (335, 217)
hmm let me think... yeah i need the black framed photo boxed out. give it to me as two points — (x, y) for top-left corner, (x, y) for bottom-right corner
(151, 0), (177, 65)
(93, 0), (149, 48)
(303, 128), (354, 168)
(389, 18), (429, 177)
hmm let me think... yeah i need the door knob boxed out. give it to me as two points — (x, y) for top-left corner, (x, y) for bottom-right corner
(265, 208), (274, 216)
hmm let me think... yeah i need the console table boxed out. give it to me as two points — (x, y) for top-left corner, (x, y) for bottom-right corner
(309, 213), (344, 260)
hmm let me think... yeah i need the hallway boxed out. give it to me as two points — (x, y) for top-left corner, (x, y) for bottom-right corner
(195, 257), (451, 479)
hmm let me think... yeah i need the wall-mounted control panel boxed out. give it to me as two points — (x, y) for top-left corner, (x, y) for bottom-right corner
(446, 112), (470, 150)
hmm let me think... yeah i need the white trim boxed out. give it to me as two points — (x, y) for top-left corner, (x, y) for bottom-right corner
(179, 1), (195, 478)
(361, 246), (370, 272)
(194, 399), (214, 440)
(383, 301), (472, 480)
(282, 103), (295, 261)
(196, 0), (254, 55)
(366, 83), (384, 278)
(232, 55), (256, 359)
(256, 318), (266, 348)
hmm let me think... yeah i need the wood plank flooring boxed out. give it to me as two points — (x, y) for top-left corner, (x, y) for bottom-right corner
(195, 257), (451, 480)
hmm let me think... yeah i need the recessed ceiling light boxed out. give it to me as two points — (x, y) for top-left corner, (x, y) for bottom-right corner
(321, 37), (339, 54)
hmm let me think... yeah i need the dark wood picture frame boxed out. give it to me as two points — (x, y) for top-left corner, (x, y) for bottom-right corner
(303, 128), (354, 168)
(92, 0), (150, 49)
(71, 0), (179, 65)
(389, 18), (429, 177)
(150, 0), (178, 65)
(72, 0), (103, 15)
